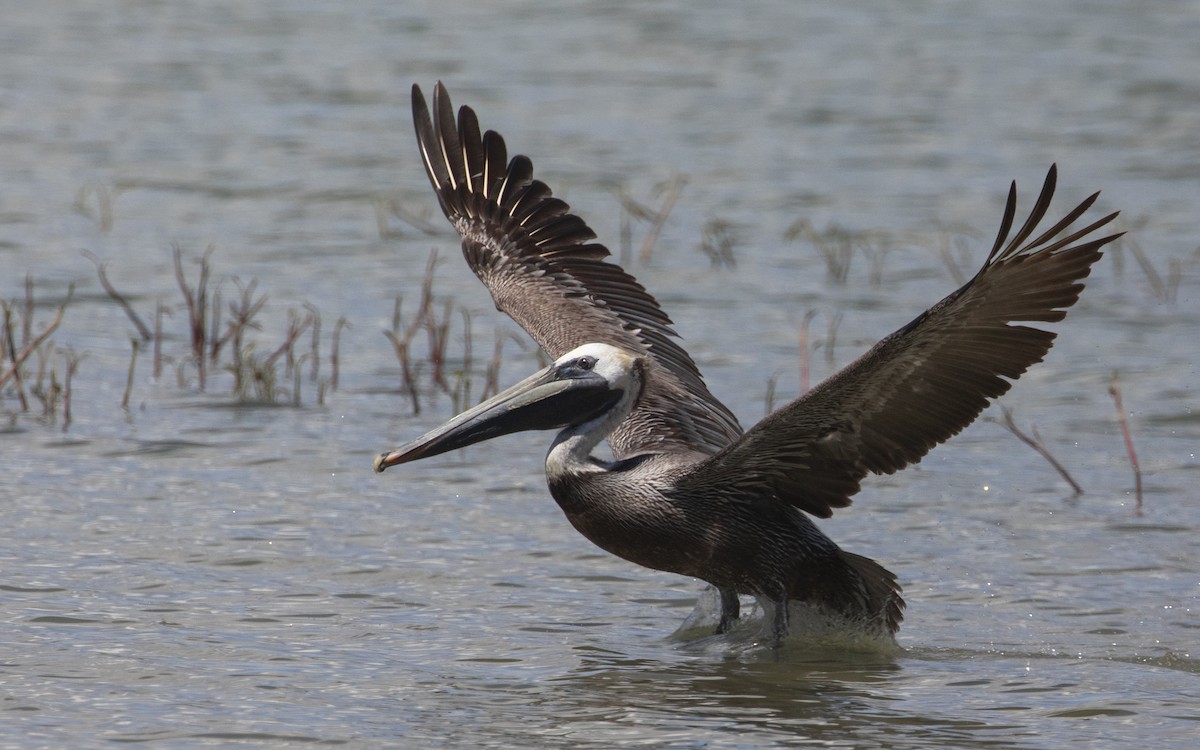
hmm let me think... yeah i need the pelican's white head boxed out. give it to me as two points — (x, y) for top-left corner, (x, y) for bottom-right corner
(553, 342), (640, 392)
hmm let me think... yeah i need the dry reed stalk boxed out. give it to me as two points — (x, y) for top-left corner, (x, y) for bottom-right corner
(823, 311), (843, 368)
(264, 309), (314, 373)
(763, 374), (778, 417)
(797, 310), (818, 395)
(217, 278), (268, 396)
(82, 250), (152, 340)
(411, 251), (453, 395)
(425, 300), (454, 395)
(32, 367), (54, 418)
(62, 348), (83, 430)
(154, 300), (169, 378)
(306, 303), (321, 382)
(698, 219), (738, 269)
(292, 353), (305, 406)
(785, 220), (855, 284)
(331, 317), (349, 392)
(619, 209), (634, 267)
(33, 344), (50, 398)
(1124, 236), (1180, 304)
(1108, 372), (1143, 515)
(637, 176), (686, 265)
(30, 361), (61, 421)
(208, 285), (223, 363)
(1, 304), (28, 411)
(376, 197), (442, 238)
(455, 307), (474, 409)
(122, 338), (139, 410)
(861, 234), (893, 289)
(991, 407), (1083, 496)
(932, 229), (979, 287)
(23, 275), (33, 346)
(481, 330), (514, 403)
(0, 285), (71, 393)
(173, 245), (215, 389)
(385, 296), (423, 414)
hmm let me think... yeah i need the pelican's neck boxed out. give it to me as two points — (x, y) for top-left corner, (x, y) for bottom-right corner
(547, 427), (597, 472)
(546, 414), (613, 479)
(545, 383), (636, 480)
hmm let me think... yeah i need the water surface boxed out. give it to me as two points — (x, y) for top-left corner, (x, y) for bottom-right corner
(2, 1), (1198, 748)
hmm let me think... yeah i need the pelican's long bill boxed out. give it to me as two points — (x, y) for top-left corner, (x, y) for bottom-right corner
(374, 363), (622, 472)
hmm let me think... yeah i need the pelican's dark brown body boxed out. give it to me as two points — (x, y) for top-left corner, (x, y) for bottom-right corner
(549, 452), (903, 634)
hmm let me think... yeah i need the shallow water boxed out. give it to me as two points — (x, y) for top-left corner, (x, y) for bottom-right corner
(3, 1), (1198, 748)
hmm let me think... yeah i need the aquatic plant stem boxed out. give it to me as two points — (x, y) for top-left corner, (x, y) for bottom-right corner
(122, 339), (139, 410)
(1107, 372), (1143, 515)
(83, 250), (153, 340)
(992, 407), (1083, 496)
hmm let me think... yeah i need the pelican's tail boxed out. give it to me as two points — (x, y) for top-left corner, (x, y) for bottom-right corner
(836, 550), (906, 636)
(788, 549), (906, 637)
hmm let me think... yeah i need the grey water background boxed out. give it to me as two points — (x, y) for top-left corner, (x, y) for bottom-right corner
(2, 0), (1198, 747)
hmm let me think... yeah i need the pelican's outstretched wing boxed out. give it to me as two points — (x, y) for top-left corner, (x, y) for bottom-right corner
(411, 82), (742, 457)
(672, 165), (1121, 517)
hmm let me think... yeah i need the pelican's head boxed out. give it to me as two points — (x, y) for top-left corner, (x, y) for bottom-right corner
(374, 343), (640, 472)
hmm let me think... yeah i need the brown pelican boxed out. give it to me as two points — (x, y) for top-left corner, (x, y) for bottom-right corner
(376, 82), (1121, 643)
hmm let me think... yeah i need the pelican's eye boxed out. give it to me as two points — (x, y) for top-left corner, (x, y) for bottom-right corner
(556, 354), (598, 380)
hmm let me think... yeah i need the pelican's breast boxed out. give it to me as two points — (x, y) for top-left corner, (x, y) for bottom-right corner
(546, 454), (721, 579)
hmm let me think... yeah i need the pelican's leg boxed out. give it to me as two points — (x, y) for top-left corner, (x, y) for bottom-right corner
(770, 596), (790, 648)
(715, 588), (740, 634)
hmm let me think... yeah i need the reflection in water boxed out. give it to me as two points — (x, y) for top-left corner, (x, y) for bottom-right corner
(537, 649), (1034, 749)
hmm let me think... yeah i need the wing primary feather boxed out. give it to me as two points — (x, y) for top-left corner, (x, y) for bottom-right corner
(497, 155), (534, 207)
(985, 179), (1020, 265)
(411, 84), (447, 194)
(1025, 191), (1099, 250)
(996, 164), (1057, 262)
(432, 82), (465, 191)
(481, 130), (507, 200)
(457, 106), (485, 197)
(1036, 211), (1122, 255)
